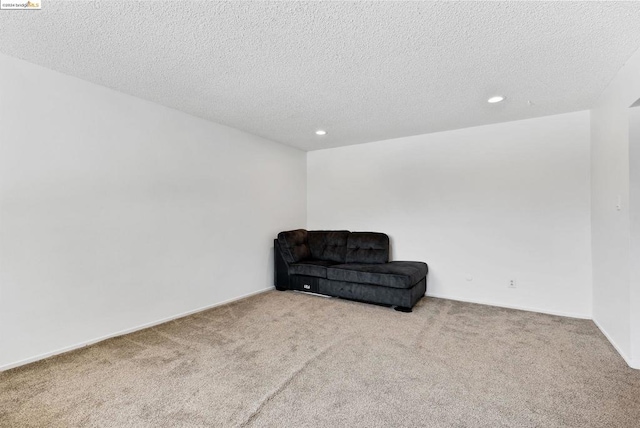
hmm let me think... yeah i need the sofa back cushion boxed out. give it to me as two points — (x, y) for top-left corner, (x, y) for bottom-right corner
(277, 229), (310, 263)
(308, 231), (350, 263)
(346, 232), (389, 264)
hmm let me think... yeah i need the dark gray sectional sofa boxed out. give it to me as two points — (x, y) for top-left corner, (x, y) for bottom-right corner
(274, 229), (428, 311)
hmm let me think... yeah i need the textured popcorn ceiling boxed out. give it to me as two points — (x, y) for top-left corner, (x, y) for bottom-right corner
(1, 1), (640, 151)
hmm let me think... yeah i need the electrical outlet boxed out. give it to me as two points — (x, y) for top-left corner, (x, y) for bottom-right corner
(508, 279), (517, 288)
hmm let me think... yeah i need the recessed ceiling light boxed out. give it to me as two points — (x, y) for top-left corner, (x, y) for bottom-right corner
(487, 96), (505, 104)
(315, 130), (327, 136)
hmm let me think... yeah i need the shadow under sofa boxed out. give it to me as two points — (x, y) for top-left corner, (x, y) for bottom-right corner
(274, 229), (428, 311)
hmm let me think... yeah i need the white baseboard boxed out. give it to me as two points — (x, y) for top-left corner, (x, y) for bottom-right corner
(0, 286), (274, 372)
(425, 292), (591, 320)
(592, 318), (640, 370)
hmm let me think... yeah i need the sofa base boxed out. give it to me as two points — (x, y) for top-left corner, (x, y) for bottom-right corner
(320, 277), (426, 309)
(281, 275), (426, 310)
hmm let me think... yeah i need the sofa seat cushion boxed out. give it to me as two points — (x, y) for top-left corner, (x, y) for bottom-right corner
(289, 260), (339, 278)
(327, 261), (428, 289)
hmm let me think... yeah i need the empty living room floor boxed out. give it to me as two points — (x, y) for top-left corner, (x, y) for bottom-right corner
(1, 291), (639, 427)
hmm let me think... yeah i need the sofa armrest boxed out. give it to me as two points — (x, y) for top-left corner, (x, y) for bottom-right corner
(274, 239), (290, 290)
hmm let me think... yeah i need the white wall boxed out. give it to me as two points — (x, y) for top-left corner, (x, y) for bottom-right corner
(308, 112), (592, 318)
(0, 54), (306, 370)
(590, 47), (640, 369)
(630, 106), (640, 367)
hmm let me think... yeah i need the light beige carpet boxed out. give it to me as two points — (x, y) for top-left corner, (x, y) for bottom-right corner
(1, 290), (639, 427)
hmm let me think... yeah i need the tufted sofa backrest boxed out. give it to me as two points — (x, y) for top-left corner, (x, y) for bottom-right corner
(277, 229), (390, 265)
(277, 229), (310, 263)
(308, 231), (350, 263)
(345, 232), (390, 264)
